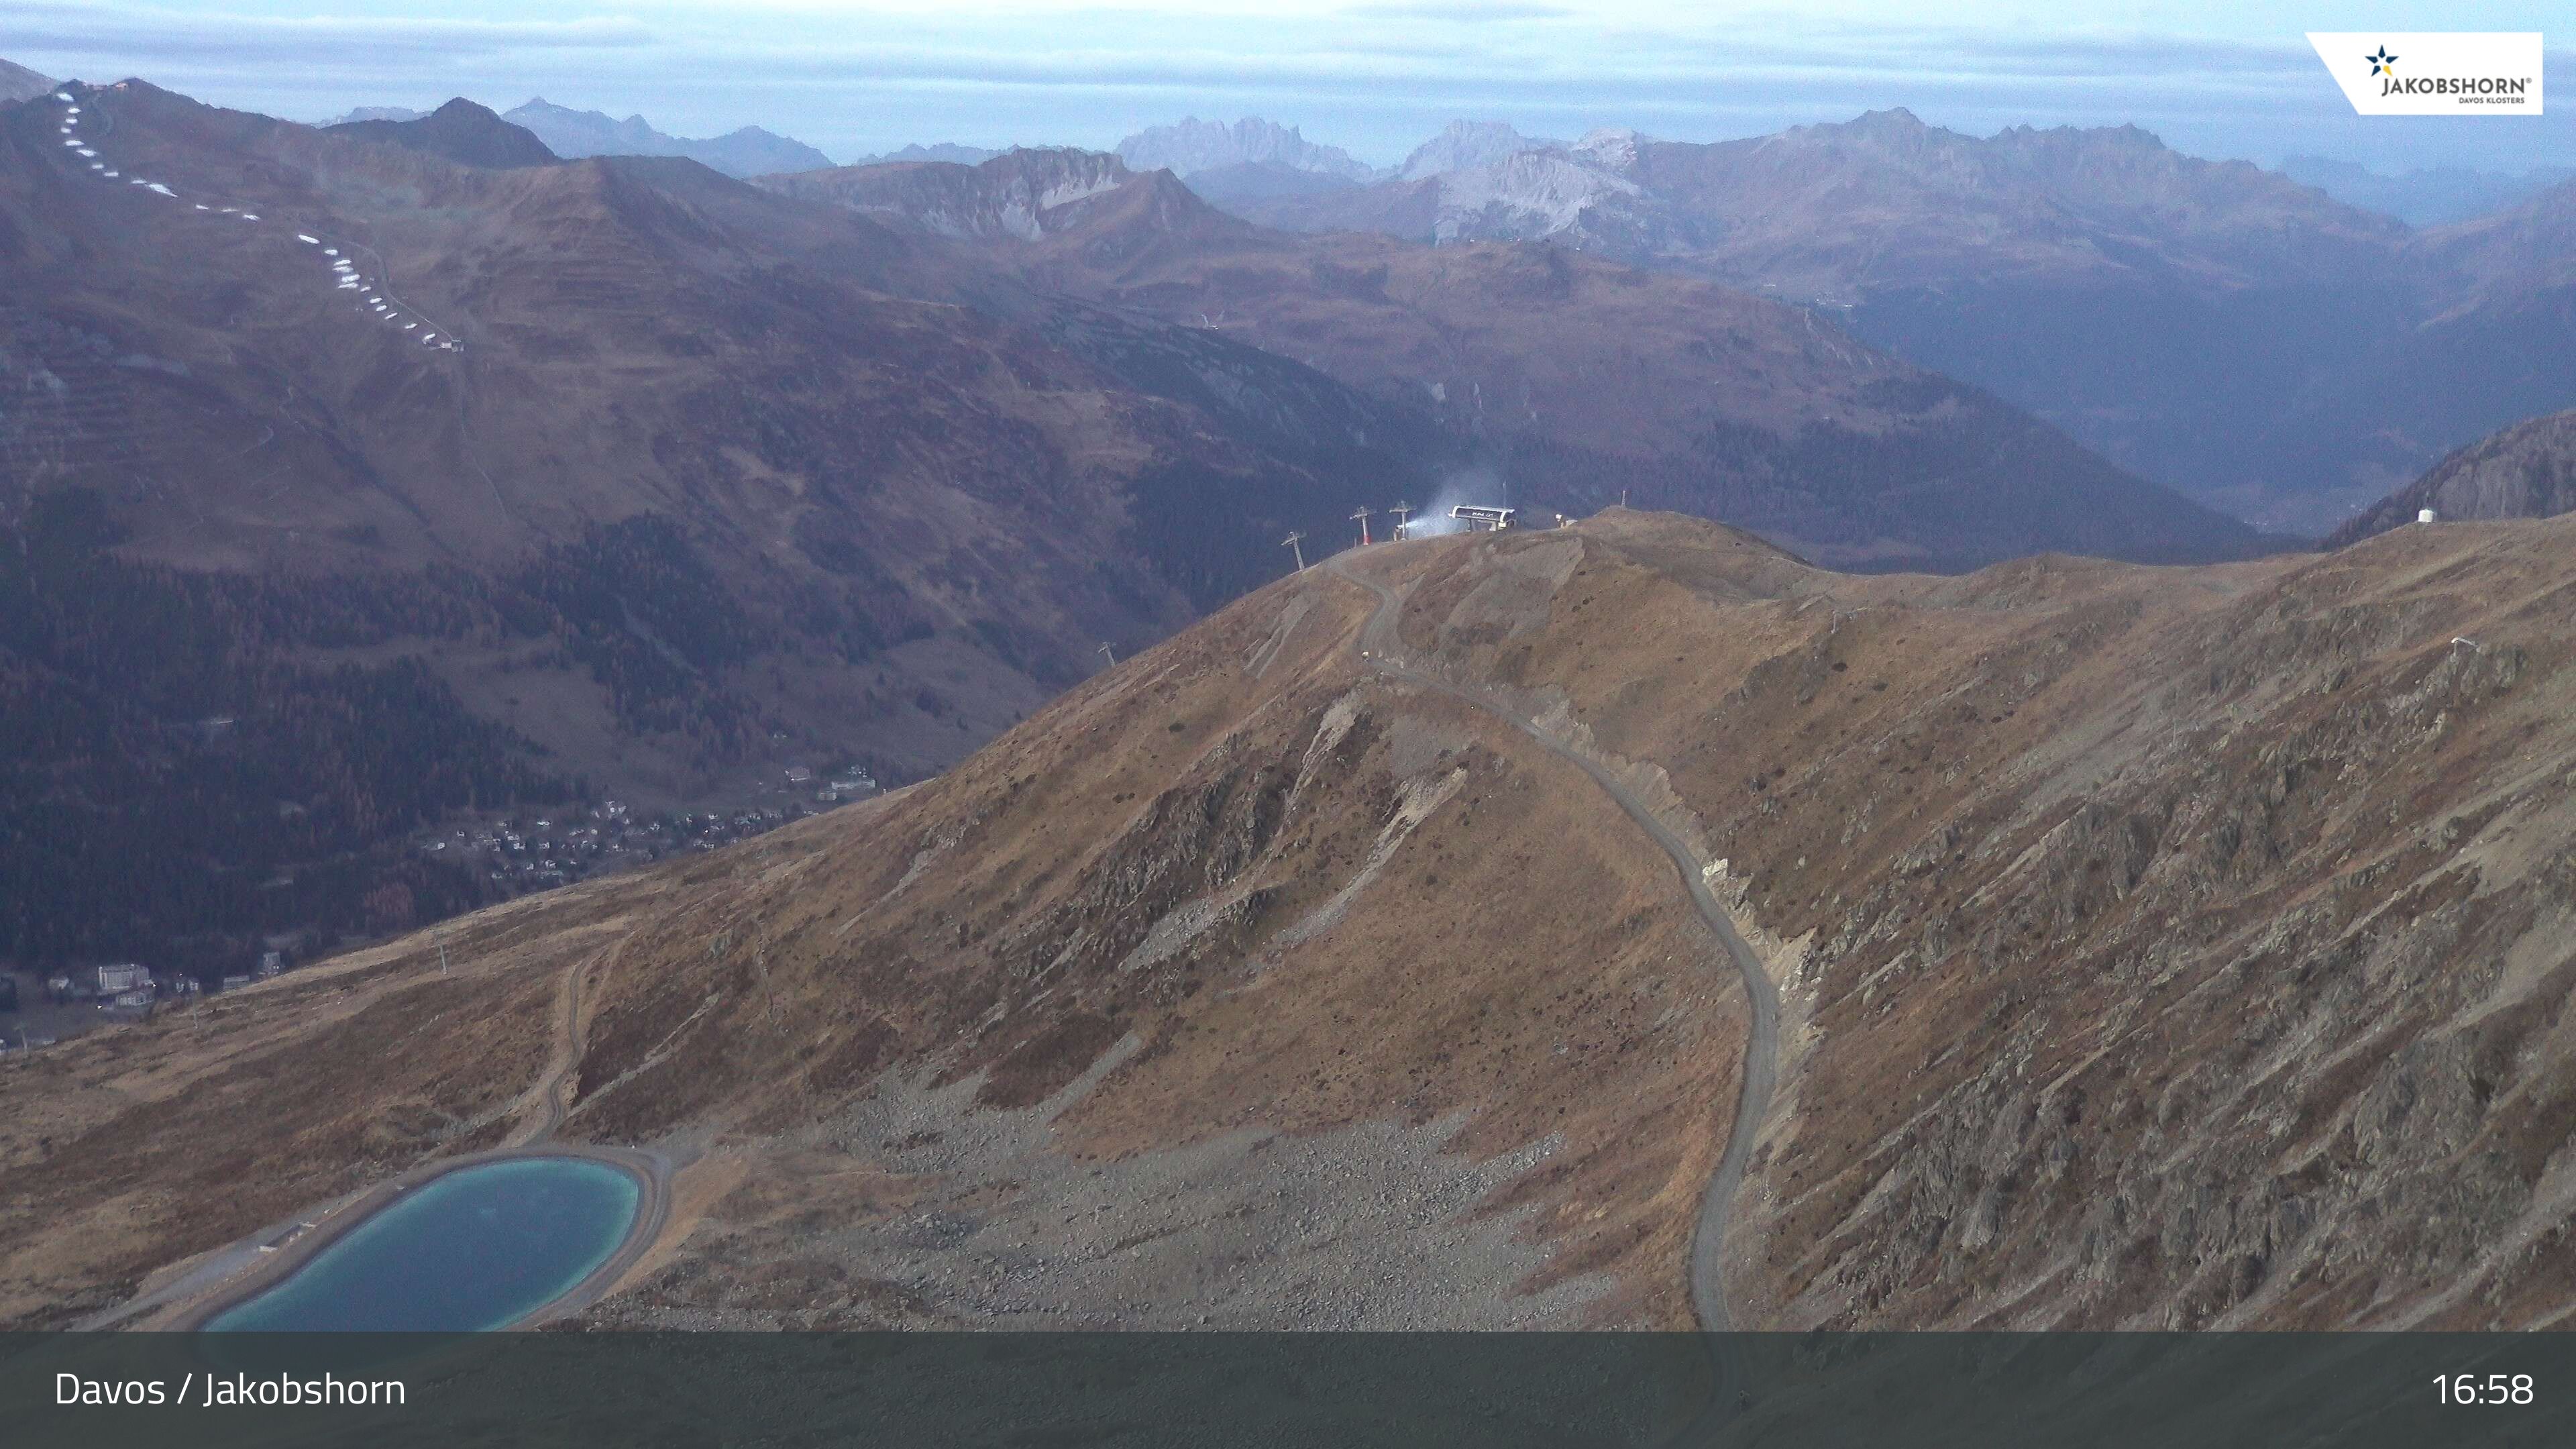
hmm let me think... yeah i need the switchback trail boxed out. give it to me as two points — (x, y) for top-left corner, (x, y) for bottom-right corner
(113, 938), (671, 1331)
(1326, 552), (1780, 1428)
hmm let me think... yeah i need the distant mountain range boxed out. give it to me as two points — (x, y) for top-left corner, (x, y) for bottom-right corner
(500, 98), (833, 178)
(13, 72), (2571, 984)
(765, 147), (2277, 572)
(325, 105), (425, 125)
(849, 142), (1002, 168)
(2277, 154), (2576, 228)
(1116, 116), (1377, 181)
(1203, 108), (2576, 538)
(317, 97), (838, 177)
(272, 102), (2576, 537)
(1111, 117), (1381, 211)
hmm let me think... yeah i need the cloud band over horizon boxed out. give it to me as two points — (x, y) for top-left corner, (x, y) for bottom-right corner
(4, 1), (2567, 173)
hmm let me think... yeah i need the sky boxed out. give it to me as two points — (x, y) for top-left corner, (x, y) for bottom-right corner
(4, 1), (2570, 173)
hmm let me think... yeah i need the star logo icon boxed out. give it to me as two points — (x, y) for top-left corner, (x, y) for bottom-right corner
(2367, 46), (2398, 76)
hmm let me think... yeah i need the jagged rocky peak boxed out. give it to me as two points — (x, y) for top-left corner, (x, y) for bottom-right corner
(1809, 111), (2209, 182)
(1399, 119), (1558, 180)
(758, 146), (1142, 242)
(1566, 127), (1644, 171)
(1982, 119), (2197, 170)
(1843, 105), (1934, 133)
(1430, 148), (1642, 244)
(960, 146), (1141, 219)
(1785, 106), (1965, 158)
(977, 146), (1132, 187)
(1117, 117), (1377, 180)
(2041, 119), (2163, 147)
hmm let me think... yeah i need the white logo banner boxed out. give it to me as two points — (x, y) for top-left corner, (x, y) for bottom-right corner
(2308, 33), (2543, 115)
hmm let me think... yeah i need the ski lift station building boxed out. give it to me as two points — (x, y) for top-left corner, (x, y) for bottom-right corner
(1450, 504), (1516, 531)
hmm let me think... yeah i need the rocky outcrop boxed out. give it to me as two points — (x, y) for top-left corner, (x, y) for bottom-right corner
(759, 148), (1139, 241)
(2326, 408), (2576, 547)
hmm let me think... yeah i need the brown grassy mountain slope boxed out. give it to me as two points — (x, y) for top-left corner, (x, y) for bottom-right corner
(2326, 408), (2576, 547)
(9, 508), (2574, 1332)
(765, 150), (2275, 574)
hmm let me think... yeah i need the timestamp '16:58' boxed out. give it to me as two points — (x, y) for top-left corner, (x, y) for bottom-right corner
(2436, 1373), (2534, 1406)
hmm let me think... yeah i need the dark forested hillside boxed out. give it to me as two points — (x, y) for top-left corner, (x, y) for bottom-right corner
(0, 490), (567, 973)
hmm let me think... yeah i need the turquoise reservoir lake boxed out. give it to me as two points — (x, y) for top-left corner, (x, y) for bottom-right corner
(204, 1157), (641, 1332)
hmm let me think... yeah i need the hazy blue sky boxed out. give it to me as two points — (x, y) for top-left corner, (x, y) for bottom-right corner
(5, 1), (2569, 172)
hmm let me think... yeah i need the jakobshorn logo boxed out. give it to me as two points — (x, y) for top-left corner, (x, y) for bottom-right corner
(2308, 33), (2544, 115)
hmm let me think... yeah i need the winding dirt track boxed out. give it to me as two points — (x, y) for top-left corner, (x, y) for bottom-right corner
(1327, 551), (1778, 1424)
(149, 946), (672, 1331)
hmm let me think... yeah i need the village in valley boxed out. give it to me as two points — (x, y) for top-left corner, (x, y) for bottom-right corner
(0, 762), (879, 1056)
(424, 761), (879, 892)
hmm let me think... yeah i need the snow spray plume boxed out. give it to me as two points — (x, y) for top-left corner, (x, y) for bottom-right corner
(1405, 466), (1509, 538)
